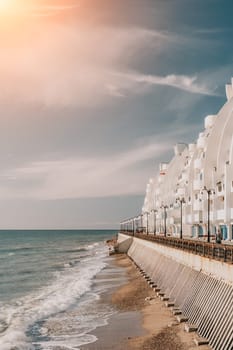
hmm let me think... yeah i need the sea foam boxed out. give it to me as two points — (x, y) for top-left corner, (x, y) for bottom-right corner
(0, 244), (108, 350)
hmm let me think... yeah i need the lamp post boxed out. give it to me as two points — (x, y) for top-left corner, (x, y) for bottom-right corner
(140, 213), (143, 233)
(146, 212), (149, 234)
(176, 197), (185, 239)
(151, 209), (157, 235)
(201, 186), (215, 243)
(160, 204), (168, 237)
(136, 215), (139, 234)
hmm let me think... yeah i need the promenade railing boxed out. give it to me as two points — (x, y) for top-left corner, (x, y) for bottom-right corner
(119, 231), (233, 264)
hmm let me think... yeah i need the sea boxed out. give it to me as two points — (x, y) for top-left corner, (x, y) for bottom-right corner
(0, 229), (120, 350)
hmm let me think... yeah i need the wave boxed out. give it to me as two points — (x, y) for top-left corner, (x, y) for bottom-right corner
(0, 247), (33, 253)
(31, 292), (115, 350)
(62, 248), (88, 254)
(87, 243), (100, 250)
(0, 244), (108, 350)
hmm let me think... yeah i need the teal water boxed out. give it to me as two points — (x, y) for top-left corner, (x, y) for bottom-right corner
(0, 230), (118, 350)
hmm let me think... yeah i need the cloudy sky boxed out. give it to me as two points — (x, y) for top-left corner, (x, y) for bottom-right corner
(0, 0), (232, 228)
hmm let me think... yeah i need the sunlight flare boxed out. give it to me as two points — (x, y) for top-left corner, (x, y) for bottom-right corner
(0, 0), (15, 11)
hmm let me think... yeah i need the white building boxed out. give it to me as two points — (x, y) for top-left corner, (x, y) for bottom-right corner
(141, 79), (233, 241)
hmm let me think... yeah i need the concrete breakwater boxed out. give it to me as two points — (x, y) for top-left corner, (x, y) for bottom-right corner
(117, 233), (233, 350)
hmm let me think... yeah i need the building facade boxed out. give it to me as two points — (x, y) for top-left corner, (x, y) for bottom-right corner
(132, 80), (233, 241)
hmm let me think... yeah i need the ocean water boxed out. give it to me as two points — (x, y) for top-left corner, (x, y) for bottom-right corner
(0, 230), (118, 350)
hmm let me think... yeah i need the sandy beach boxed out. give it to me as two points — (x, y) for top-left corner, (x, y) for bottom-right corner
(81, 253), (210, 350)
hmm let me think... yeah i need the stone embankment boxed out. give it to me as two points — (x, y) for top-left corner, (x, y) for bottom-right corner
(117, 233), (233, 350)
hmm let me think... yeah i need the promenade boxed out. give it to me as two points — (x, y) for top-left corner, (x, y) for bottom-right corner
(119, 230), (233, 264)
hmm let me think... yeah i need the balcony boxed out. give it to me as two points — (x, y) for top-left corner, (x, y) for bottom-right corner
(177, 188), (185, 196)
(197, 137), (206, 149)
(193, 200), (202, 211)
(216, 189), (224, 198)
(169, 217), (174, 225)
(181, 172), (188, 181)
(194, 212), (203, 223)
(204, 115), (216, 129)
(217, 210), (224, 220)
(186, 214), (192, 224)
(194, 158), (202, 170)
(169, 216), (180, 225)
(193, 179), (202, 191)
(158, 176), (164, 184)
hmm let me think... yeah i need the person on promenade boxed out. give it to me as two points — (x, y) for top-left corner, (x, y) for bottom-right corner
(216, 229), (222, 244)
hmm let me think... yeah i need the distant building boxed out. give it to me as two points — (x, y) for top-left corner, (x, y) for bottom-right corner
(142, 79), (233, 241)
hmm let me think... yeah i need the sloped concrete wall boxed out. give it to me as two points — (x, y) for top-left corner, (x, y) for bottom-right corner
(119, 234), (233, 350)
(115, 235), (133, 253)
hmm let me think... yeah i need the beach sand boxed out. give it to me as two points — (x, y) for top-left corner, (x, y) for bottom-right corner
(81, 253), (210, 350)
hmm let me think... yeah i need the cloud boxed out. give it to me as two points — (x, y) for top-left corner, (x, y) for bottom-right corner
(0, 141), (171, 200)
(0, 2), (217, 110)
(30, 3), (81, 17)
(0, 12), (181, 108)
(113, 71), (218, 96)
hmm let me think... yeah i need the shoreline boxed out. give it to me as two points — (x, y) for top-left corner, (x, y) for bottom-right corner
(80, 254), (145, 350)
(81, 253), (210, 350)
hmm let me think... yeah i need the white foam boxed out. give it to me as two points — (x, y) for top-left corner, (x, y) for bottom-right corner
(87, 242), (99, 250)
(0, 244), (108, 350)
(36, 294), (114, 350)
(35, 333), (97, 350)
(64, 262), (72, 268)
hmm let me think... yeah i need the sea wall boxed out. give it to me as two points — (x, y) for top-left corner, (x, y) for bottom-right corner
(116, 234), (133, 253)
(118, 233), (233, 350)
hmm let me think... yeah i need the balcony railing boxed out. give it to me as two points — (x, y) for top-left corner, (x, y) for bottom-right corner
(119, 231), (233, 264)
(197, 137), (206, 149)
(194, 158), (202, 170)
(193, 179), (202, 191)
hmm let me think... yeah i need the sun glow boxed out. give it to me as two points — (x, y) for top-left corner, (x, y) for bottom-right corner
(0, 0), (31, 16)
(0, 0), (20, 16)
(0, 0), (32, 23)
(0, 0), (13, 10)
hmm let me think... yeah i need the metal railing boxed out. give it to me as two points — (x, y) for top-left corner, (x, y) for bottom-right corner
(120, 231), (233, 264)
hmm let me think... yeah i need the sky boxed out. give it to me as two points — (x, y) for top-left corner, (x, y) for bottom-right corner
(0, 0), (232, 229)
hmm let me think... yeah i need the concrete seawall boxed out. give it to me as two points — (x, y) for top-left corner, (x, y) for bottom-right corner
(118, 233), (233, 350)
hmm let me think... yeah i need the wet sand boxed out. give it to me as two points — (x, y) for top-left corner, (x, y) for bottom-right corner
(81, 254), (210, 350)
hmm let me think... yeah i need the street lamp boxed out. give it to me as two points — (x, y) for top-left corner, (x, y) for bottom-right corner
(136, 215), (141, 233)
(160, 204), (168, 237)
(176, 197), (185, 239)
(132, 218), (135, 236)
(201, 186), (215, 243)
(145, 212), (149, 234)
(151, 209), (158, 235)
(140, 213), (143, 233)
